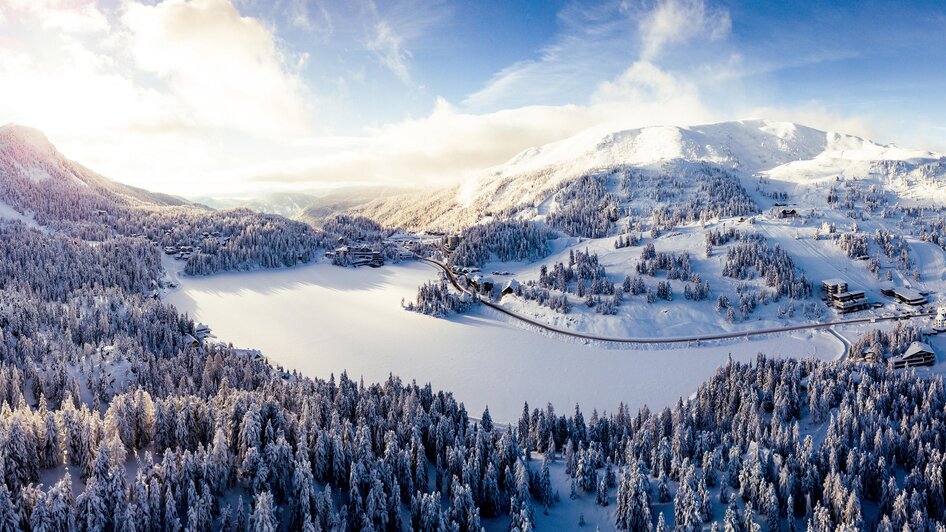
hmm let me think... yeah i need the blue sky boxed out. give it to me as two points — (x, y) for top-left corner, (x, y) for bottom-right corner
(0, 0), (944, 194)
(244, 0), (946, 137)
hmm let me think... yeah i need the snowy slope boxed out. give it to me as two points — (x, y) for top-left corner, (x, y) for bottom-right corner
(353, 119), (946, 230)
(491, 119), (828, 181)
(0, 123), (189, 208)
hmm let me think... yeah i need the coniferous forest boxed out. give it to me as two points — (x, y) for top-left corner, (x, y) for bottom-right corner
(2, 208), (946, 531)
(2, 123), (946, 531)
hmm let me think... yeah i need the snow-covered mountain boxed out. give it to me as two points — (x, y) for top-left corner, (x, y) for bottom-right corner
(351, 119), (946, 231)
(493, 119), (936, 179)
(0, 123), (189, 209)
(190, 191), (320, 218)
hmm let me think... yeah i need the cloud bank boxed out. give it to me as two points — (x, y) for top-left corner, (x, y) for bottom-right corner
(0, 0), (940, 196)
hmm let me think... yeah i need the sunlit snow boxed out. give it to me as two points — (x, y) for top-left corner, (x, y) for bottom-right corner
(166, 260), (842, 421)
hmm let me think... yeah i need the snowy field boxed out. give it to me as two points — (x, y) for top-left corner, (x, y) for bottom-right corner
(166, 260), (842, 421)
(0, 198), (44, 231)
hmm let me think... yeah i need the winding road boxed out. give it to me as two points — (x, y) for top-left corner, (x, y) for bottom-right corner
(420, 257), (935, 345)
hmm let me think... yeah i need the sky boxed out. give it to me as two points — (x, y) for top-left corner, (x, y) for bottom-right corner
(0, 0), (944, 196)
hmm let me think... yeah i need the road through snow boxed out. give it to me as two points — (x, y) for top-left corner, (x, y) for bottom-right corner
(426, 258), (934, 345)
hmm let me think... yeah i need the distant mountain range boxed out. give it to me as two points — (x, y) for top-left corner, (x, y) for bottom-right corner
(191, 186), (419, 223)
(4, 119), (945, 237)
(348, 119), (946, 231)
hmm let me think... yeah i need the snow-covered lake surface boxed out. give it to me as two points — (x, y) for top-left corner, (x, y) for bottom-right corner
(166, 261), (843, 421)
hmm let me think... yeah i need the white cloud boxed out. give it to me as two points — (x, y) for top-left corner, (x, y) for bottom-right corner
(462, 2), (630, 110)
(246, 62), (716, 187)
(593, 61), (700, 106)
(122, 0), (312, 139)
(4, 0), (110, 33)
(286, 0), (312, 29)
(0, 0), (324, 194)
(360, 0), (449, 86)
(640, 0), (731, 60)
(462, 0), (732, 111)
(367, 20), (412, 84)
(0, 0), (931, 199)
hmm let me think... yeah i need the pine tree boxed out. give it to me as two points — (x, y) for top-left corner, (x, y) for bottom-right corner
(564, 439), (577, 475)
(576, 451), (597, 492)
(655, 512), (666, 532)
(596, 479), (608, 506)
(658, 472), (671, 503)
(481, 464), (502, 517)
(537, 459), (553, 507)
(250, 491), (278, 532)
(724, 500), (740, 532)
(546, 434), (556, 462)
(605, 461), (616, 489)
(480, 406), (493, 432)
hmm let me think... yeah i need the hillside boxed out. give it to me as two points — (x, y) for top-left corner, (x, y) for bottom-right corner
(0, 124), (327, 275)
(392, 119), (946, 345)
(0, 123), (189, 208)
(2, 120), (946, 531)
(351, 119), (946, 232)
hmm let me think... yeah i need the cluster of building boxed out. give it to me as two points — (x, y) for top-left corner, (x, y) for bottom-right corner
(826, 276), (940, 368)
(159, 231), (230, 261)
(441, 234), (463, 252)
(465, 274), (494, 294)
(823, 278), (930, 315)
(880, 286), (928, 306)
(822, 279), (869, 313)
(890, 342), (937, 369)
(183, 323), (213, 348)
(325, 245), (384, 267)
(165, 244), (196, 260)
(860, 340), (937, 369)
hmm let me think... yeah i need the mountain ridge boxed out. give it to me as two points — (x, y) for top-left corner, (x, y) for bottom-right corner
(350, 119), (946, 231)
(0, 122), (190, 209)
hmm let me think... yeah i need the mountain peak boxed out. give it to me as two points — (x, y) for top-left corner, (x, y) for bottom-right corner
(492, 119), (838, 182)
(0, 123), (59, 159)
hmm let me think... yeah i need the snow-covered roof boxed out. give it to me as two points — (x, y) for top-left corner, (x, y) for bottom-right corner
(894, 287), (925, 301)
(861, 344), (884, 355)
(903, 341), (934, 358)
(822, 278), (846, 286)
(503, 279), (520, 291)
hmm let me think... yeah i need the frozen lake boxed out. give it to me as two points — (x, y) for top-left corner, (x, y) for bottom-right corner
(166, 261), (843, 421)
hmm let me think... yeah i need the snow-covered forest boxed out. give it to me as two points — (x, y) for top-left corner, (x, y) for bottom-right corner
(611, 164), (758, 234)
(721, 235), (812, 301)
(405, 278), (473, 316)
(4, 219), (946, 531)
(0, 128), (330, 276)
(546, 174), (619, 238)
(9, 116), (946, 530)
(533, 164), (758, 241)
(448, 220), (552, 268)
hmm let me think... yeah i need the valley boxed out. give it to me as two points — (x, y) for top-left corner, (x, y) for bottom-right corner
(164, 259), (843, 422)
(5, 3), (946, 528)
(2, 118), (946, 530)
